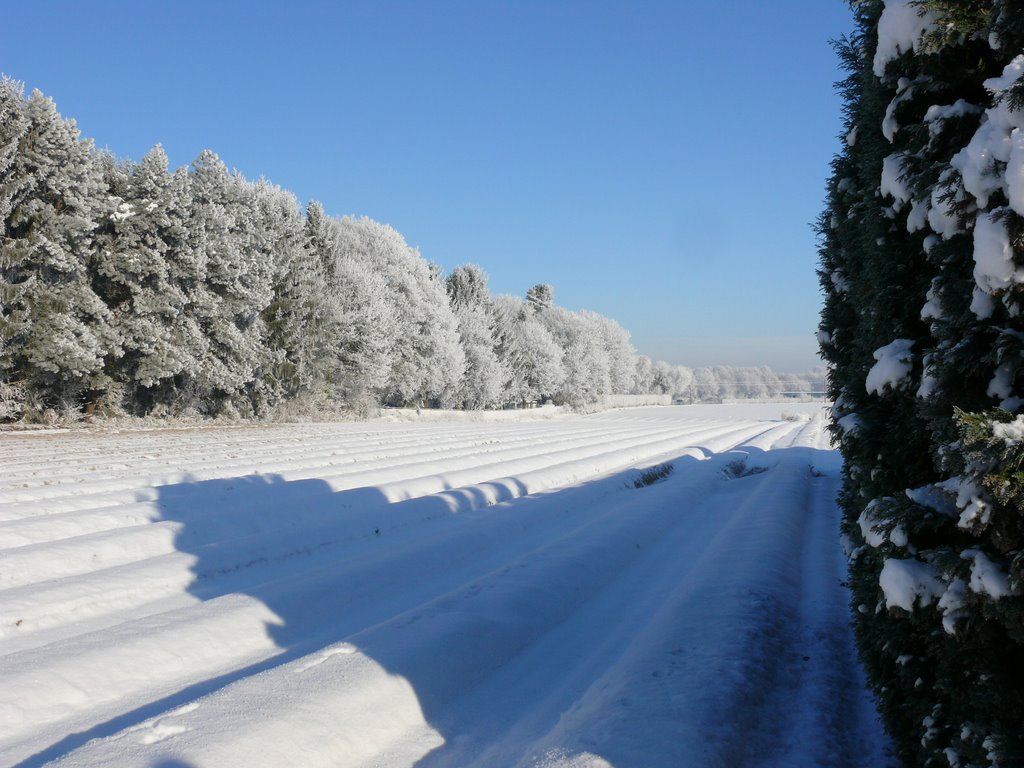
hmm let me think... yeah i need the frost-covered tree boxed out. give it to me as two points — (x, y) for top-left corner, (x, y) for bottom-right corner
(0, 78), (29, 245)
(690, 367), (719, 402)
(332, 216), (464, 406)
(253, 181), (313, 401)
(446, 263), (490, 309)
(292, 200), (355, 400)
(820, 3), (1024, 764)
(492, 294), (564, 405)
(526, 282), (553, 313)
(447, 265), (504, 409)
(672, 365), (695, 400)
(185, 150), (276, 414)
(0, 84), (116, 412)
(589, 311), (636, 394)
(540, 307), (611, 407)
(0, 78), (721, 422)
(90, 145), (200, 412)
(632, 354), (655, 395)
(650, 360), (677, 396)
(324, 238), (393, 402)
(0, 78), (32, 417)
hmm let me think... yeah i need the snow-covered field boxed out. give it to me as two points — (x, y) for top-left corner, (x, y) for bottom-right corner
(0, 403), (893, 767)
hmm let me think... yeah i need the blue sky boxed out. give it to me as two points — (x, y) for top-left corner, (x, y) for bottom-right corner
(2, 1), (853, 372)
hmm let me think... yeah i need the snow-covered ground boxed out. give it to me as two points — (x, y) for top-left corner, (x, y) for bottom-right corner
(0, 403), (894, 767)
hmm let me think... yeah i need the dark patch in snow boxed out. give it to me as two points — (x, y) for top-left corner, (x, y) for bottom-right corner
(632, 463), (674, 488)
(722, 459), (769, 480)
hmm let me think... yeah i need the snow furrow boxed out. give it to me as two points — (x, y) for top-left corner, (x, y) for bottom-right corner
(0, 421), (611, 490)
(0, 421), (770, 646)
(0, 421), (760, 580)
(27, 445), (748, 767)
(0, 403), (889, 768)
(0, 420), (720, 517)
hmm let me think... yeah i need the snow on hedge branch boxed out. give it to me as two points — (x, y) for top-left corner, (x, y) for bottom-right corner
(873, 0), (938, 78)
(866, 339), (915, 395)
(879, 557), (944, 612)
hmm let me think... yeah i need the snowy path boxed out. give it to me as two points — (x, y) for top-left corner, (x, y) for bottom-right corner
(0, 404), (893, 767)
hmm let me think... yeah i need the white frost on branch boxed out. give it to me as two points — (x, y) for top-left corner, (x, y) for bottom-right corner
(837, 413), (862, 436)
(882, 77), (917, 142)
(920, 282), (941, 320)
(956, 478), (991, 529)
(831, 270), (851, 293)
(987, 364), (1014, 400)
(907, 197), (930, 233)
(109, 201), (135, 222)
(971, 285), (997, 319)
(938, 578), (968, 634)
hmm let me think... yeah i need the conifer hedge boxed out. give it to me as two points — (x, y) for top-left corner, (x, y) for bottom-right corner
(820, 2), (1024, 764)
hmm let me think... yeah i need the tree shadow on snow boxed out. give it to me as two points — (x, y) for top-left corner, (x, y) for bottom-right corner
(15, 470), (531, 767)
(15, 442), (878, 768)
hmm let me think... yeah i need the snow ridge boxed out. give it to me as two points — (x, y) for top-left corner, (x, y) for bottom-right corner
(0, 404), (890, 767)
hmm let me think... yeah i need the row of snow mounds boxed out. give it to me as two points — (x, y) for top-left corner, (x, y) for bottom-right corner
(0, 416), (746, 517)
(0, 419), (712, 553)
(0, 417), (783, 656)
(0, 404), (850, 767)
(0, 418), (766, 587)
(0, 416), (778, 651)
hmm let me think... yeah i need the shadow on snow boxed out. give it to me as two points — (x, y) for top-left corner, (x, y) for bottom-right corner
(14, 443), (864, 768)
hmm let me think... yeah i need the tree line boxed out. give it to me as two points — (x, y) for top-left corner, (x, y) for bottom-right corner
(0, 78), (819, 422)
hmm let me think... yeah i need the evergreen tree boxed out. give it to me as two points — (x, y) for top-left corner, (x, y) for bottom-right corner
(0, 78), (29, 243)
(0, 84), (116, 412)
(0, 78), (31, 418)
(185, 150), (274, 414)
(90, 144), (199, 412)
(820, 2), (1024, 763)
(526, 282), (553, 313)
(294, 199), (361, 402)
(254, 181), (313, 401)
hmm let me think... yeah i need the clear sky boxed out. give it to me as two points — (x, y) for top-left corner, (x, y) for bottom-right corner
(2, 1), (853, 373)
